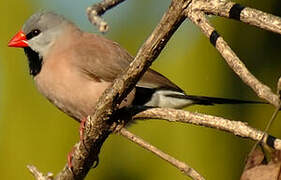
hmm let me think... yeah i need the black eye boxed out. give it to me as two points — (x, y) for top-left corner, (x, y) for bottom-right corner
(32, 29), (41, 36)
(26, 29), (41, 40)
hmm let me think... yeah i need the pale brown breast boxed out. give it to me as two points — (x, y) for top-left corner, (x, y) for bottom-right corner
(35, 56), (108, 120)
(33, 31), (135, 121)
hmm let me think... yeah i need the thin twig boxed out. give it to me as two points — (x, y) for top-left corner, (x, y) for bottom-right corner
(249, 80), (281, 157)
(278, 77), (281, 96)
(87, 0), (126, 32)
(264, 104), (281, 133)
(185, 9), (280, 107)
(119, 128), (205, 180)
(27, 165), (53, 180)
(192, 0), (281, 35)
(248, 105), (280, 160)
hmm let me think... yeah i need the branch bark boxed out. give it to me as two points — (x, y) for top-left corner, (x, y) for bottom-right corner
(132, 108), (281, 150)
(87, 0), (126, 32)
(192, 0), (281, 35)
(185, 6), (280, 107)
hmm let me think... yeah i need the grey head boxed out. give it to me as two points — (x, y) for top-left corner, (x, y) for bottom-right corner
(22, 11), (74, 76)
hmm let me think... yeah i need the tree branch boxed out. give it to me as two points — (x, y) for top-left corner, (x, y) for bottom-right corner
(192, 0), (281, 35)
(28, 105), (281, 180)
(87, 0), (126, 32)
(185, 8), (280, 107)
(132, 108), (281, 150)
(119, 128), (205, 180)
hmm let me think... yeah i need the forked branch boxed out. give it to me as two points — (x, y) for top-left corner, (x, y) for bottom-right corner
(185, 5), (280, 107)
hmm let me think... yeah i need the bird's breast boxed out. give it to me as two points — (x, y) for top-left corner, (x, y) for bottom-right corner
(33, 57), (135, 121)
(34, 58), (111, 120)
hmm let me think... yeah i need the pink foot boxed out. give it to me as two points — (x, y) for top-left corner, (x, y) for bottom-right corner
(79, 117), (87, 143)
(67, 146), (76, 173)
(67, 117), (88, 172)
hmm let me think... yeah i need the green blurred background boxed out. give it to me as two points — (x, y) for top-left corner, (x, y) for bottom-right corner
(1, 0), (281, 179)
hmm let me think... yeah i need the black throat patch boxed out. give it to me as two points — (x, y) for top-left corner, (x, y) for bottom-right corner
(23, 47), (43, 76)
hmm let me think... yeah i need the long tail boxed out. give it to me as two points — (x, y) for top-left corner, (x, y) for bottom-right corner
(133, 87), (266, 108)
(166, 94), (266, 106)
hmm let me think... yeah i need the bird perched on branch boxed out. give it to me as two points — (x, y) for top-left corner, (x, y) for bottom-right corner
(8, 11), (263, 121)
(9, 12), (264, 120)
(9, 11), (264, 169)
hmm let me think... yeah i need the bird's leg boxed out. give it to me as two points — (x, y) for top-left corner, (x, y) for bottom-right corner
(79, 116), (88, 148)
(79, 116), (92, 155)
(67, 146), (76, 173)
(67, 117), (89, 172)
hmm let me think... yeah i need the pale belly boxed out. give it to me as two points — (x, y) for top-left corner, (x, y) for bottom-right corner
(34, 68), (136, 121)
(35, 72), (111, 120)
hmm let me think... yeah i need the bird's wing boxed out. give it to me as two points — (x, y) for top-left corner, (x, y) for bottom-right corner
(72, 33), (183, 92)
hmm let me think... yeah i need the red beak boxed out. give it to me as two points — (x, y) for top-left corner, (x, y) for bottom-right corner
(8, 30), (28, 48)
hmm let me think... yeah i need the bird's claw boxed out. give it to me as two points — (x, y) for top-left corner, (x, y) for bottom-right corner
(80, 116), (91, 153)
(111, 120), (126, 134)
(79, 117), (87, 142)
(67, 146), (76, 173)
(67, 116), (89, 173)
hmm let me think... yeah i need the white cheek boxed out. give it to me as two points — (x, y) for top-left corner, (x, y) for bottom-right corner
(28, 34), (52, 57)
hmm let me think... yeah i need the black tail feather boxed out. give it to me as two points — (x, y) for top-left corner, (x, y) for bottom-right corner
(165, 94), (267, 106)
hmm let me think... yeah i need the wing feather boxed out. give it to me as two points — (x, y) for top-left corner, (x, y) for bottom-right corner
(72, 33), (182, 92)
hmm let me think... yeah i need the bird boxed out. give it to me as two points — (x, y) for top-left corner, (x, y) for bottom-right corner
(9, 11), (266, 170)
(8, 11), (264, 122)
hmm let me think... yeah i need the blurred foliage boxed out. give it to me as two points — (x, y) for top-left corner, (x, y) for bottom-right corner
(0, 0), (280, 180)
